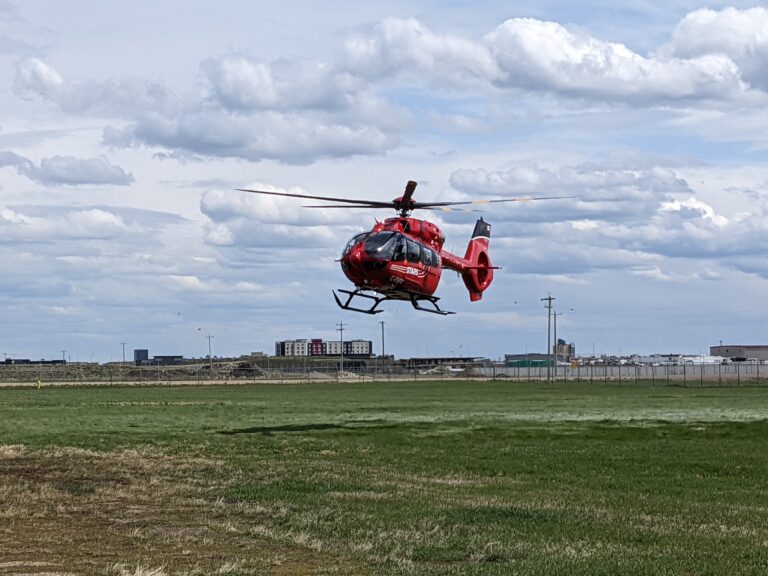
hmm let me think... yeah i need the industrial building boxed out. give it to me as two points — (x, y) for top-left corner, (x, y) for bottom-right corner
(133, 349), (184, 366)
(709, 345), (768, 362)
(275, 338), (372, 358)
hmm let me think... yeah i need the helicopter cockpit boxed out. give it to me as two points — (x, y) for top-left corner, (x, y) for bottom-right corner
(351, 231), (439, 267)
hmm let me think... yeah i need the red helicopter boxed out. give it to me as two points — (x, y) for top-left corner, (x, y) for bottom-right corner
(238, 180), (568, 315)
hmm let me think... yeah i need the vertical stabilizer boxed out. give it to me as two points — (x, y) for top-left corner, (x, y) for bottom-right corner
(461, 218), (494, 301)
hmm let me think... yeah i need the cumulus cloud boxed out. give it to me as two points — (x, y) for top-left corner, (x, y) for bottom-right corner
(200, 187), (364, 251)
(447, 163), (691, 224)
(16, 55), (402, 164)
(444, 161), (768, 279)
(666, 7), (768, 91)
(108, 109), (397, 164)
(0, 150), (133, 186)
(344, 16), (753, 104)
(344, 18), (502, 87)
(15, 10), (768, 169)
(0, 205), (132, 241)
(14, 57), (178, 117)
(203, 57), (367, 112)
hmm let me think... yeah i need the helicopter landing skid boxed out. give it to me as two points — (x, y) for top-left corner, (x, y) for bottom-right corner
(333, 288), (455, 316)
(333, 289), (387, 315)
(409, 293), (455, 316)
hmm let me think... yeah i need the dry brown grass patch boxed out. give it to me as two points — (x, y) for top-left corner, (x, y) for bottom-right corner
(0, 445), (368, 576)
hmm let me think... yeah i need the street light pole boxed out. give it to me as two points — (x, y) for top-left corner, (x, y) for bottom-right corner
(336, 322), (346, 374)
(379, 320), (386, 358)
(553, 311), (563, 381)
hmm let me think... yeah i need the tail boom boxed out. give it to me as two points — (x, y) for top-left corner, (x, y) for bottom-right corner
(440, 218), (496, 302)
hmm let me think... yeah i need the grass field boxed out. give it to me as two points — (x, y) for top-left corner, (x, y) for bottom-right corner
(2, 381), (768, 575)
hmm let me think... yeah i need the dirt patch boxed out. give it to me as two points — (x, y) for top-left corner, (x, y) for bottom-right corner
(0, 445), (367, 576)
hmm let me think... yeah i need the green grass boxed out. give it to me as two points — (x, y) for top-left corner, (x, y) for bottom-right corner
(2, 381), (768, 575)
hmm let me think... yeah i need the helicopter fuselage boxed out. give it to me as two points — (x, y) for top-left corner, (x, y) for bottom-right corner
(340, 217), (442, 298)
(340, 216), (491, 302)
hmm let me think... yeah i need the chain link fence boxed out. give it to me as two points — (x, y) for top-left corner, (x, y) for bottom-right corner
(0, 359), (766, 387)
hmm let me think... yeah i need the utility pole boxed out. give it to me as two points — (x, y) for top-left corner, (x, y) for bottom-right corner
(61, 349), (66, 364)
(337, 322), (346, 374)
(541, 293), (555, 381)
(553, 311), (563, 381)
(379, 320), (386, 358)
(120, 341), (127, 365)
(206, 334), (214, 372)
(198, 328), (214, 372)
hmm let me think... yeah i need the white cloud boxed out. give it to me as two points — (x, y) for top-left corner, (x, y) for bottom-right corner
(344, 18), (502, 87)
(0, 151), (133, 186)
(0, 205), (132, 241)
(666, 7), (768, 91)
(484, 18), (745, 102)
(343, 15), (753, 104)
(14, 57), (177, 117)
(203, 57), (366, 112)
(116, 109), (397, 163)
(14, 57), (63, 100)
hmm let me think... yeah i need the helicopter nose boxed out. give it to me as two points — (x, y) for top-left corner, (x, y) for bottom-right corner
(349, 249), (363, 268)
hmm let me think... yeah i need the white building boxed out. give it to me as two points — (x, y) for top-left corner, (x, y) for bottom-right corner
(275, 338), (372, 357)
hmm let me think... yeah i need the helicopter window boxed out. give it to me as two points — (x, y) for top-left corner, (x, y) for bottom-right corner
(421, 246), (435, 266)
(364, 232), (399, 260)
(406, 239), (421, 263)
(343, 232), (369, 256)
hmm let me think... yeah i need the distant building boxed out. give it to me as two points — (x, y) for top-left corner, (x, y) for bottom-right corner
(710, 345), (768, 362)
(275, 338), (372, 358)
(553, 339), (575, 361)
(2, 358), (66, 365)
(505, 353), (552, 367)
(152, 355), (184, 366)
(134, 349), (149, 366)
(133, 349), (184, 366)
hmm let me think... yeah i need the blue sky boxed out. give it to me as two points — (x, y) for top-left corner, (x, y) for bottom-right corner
(1, 1), (768, 362)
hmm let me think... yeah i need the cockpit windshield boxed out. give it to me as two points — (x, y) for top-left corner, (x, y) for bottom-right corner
(364, 232), (400, 260)
(342, 232), (369, 256)
(363, 231), (440, 266)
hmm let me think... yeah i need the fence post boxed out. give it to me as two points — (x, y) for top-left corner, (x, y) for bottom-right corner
(717, 364), (723, 388)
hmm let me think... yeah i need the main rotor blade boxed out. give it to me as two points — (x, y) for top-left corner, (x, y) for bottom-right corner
(413, 195), (574, 209)
(301, 204), (392, 209)
(419, 206), (482, 213)
(401, 180), (417, 205)
(237, 188), (393, 208)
